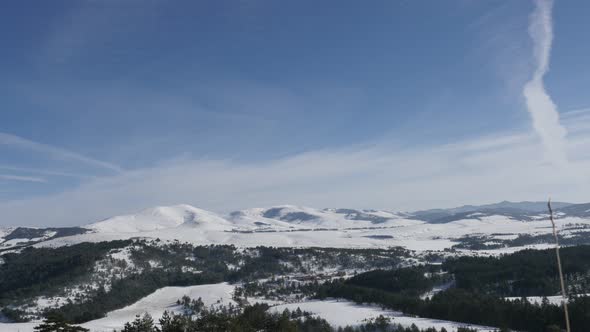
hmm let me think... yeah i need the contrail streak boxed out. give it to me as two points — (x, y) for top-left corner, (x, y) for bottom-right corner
(523, 0), (568, 165)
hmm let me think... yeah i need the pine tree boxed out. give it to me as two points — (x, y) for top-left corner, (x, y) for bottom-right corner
(121, 313), (157, 332)
(34, 313), (89, 332)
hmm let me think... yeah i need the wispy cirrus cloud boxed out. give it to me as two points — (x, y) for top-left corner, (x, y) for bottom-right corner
(0, 165), (95, 179)
(1, 119), (589, 227)
(0, 132), (123, 173)
(1, 0), (587, 228)
(0, 174), (47, 183)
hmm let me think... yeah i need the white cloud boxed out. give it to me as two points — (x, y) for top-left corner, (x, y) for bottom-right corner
(1, 122), (589, 227)
(523, 0), (568, 165)
(0, 132), (122, 173)
(0, 0), (587, 227)
(0, 174), (47, 183)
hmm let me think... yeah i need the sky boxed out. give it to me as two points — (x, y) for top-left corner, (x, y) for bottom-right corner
(1, 0), (590, 226)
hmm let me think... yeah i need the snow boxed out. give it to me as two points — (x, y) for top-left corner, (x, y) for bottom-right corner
(0, 227), (14, 239)
(82, 283), (236, 331)
(0, 283), (236, 332)
(228, 205), (420, 231)
(13, 245), (144, 319)
(0, 229), (60, 249)
(32, 296), (70, 311)
(109, 246), (137, 269)
(4, 204), (589, 331)
(87, 204), (233, 233)
(31, 204), (590, 253)
(505, 293), (590, 306)
(2, 238), (39, 247)
(1, 286), (497, 332)
(270, 299), (496, 331)
(0, 322), (38, 332)
(44, 231), (57, 238)
(420, 281), (454, 300)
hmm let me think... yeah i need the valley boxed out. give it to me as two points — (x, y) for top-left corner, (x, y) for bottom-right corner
(1, 202), (590, 332)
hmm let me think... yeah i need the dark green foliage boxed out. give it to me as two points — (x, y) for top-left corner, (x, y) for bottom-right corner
(452, 233), (590, 250)
(50, 269), (223, 323)
(0, 240), (131, 302)
(121, 313), (156, 332)
(0, 241), (408, 324)
(119, 303), (456, 332)
(4, 227), (89, 242)
(178, 295), (205, 315)
(0, 227), (91, 254)
(117, 303), (331, 332)
(227, 246), (292, 281)
(34, 313), (89, 332)
(443, 245), (590, 296)
(316, 246), (590, 331)
(237, 276), (322, 303)
(131, 242), (237, 274)
(320, 272), (590, 332)
(347, 267), (443, 296)
(0, 307), (27, 322)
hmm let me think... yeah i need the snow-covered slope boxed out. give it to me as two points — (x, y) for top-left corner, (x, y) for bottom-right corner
(0, 227), (14, 239)
(271, 300), (496, 331)
(0, 227), (88, 251)
(0, 283), (236, 332)
(88, 204), (233, 233)
(228, 205), (410, 230)
(1, 283), (495, 332)
(2, 202), (586, 252)
(83, 283), (236, 331)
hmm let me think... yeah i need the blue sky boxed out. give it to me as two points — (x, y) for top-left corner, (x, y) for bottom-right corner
(1, 0), (590, 226)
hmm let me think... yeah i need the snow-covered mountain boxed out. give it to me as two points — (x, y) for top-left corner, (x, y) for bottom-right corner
(2, 201), (590, 252)
(3, 202), (590, 332)
(0, 226), (89, 251)
(408, 201), (588, 223)
(88, 204), (234, 233)
(0, 227), (14, 239)
(227, 205), (409, 230)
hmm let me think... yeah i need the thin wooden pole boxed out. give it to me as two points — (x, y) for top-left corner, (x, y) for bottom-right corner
(548, 198), (571, 332)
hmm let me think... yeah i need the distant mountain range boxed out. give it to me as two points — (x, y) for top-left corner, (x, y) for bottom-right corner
(2, 201), (590, 252)
(409, 200), (587, 223)
(4, 201), (590, 331)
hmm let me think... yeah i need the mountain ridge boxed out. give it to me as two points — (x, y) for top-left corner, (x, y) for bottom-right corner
(3, 201), (590, 252)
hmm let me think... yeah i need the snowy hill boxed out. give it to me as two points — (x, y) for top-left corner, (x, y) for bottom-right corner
(0, 227), (14, 239)
(0, 226), (88, 251)
(408, 200), (583, 223)
(228, 205), (408, 230)
(2, 201), (590, 252)
(88, 204), (234, 233)
(2, 202), (590, 332)
(0, 283), (495, 332)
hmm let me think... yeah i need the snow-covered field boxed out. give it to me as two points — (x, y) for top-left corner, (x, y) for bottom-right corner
(0, 228), (56, 250)
(1, 284), (496, 332)
(271, 300), (496, 332)
(2, 203), (589, 331)
(0, 283), (236, 332)
(83, 283), (236, 332)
